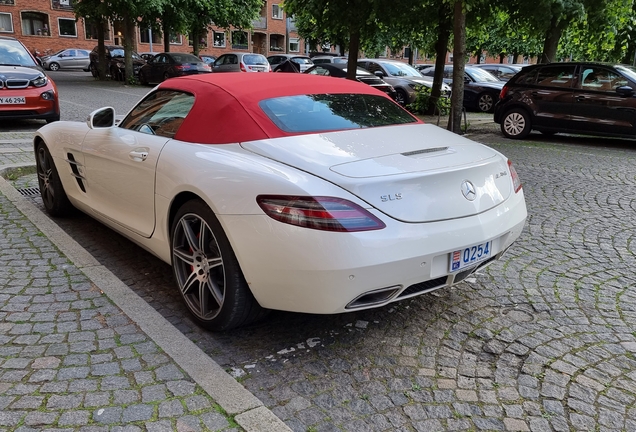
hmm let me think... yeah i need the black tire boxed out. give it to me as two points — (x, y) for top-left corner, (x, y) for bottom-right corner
(48, 62), (60, 71)
(171, 199), (267, 331)
(477, 93), (496, 113)
(501, 108), (532, 139)
(35, 141), (73, 217)
(45, 114), (60, 124)
(395, 89), (408, 107)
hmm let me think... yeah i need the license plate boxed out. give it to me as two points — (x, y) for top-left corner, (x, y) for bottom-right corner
(0, 96), (25, 104)
(450, 241), (492, 272)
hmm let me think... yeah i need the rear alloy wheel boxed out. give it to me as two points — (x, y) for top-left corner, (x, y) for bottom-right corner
(48, 62), (60, 71)
(477, 93), (495, 112)
(35, 142), (73, 217)
(171, 200), (267, 331)
(501, 108), (531, 139)
(395, 89), (408, 107)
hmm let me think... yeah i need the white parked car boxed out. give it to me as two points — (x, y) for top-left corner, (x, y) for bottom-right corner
(34, 73), (527, 330)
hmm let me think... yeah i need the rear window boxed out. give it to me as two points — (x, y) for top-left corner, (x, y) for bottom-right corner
(259, 94), (417, 133)
(244, 54), (268, 65)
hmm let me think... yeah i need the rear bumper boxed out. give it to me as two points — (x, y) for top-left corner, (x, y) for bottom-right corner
(220, 190), (527, 314)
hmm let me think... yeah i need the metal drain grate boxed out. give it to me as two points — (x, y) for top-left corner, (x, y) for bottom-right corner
(18, 187), (40, 197)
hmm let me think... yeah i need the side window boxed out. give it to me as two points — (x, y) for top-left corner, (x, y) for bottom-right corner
(119, 90), (195, 139)
(580, 67), (625, 91)
(536, 65), (576, 88)
(365, 62), (382, 74)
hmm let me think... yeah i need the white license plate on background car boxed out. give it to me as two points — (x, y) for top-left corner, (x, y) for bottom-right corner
(450, 241), (492, 272)
(0, 96), (25, 104)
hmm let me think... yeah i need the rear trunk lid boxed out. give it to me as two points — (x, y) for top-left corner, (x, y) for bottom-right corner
(241, 123), (512, 222)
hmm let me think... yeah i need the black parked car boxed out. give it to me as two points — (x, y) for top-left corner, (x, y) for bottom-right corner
(304, 63), (397, 100)
(494, 62), (636, 139)
(138, 52), (211, 85)
(419, 65), (504, 112)
(89, 45), (145, 81)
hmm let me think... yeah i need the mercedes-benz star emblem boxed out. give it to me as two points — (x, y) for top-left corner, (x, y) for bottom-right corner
(461, 180), (476, 201)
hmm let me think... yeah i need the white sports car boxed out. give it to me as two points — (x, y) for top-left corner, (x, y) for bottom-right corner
(35, 73), (527, 330)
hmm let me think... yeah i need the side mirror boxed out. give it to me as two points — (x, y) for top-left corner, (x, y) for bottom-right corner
(616, 86), (634, 97)
(87, 107), (115, 129)
(374, 71), (385, 78)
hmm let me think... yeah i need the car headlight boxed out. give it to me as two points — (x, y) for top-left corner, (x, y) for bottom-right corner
(31, 75), (48, 87)
(40, 90), (55, 100)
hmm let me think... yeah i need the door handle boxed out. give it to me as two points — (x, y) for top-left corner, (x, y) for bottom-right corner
(129, 149), (149, 162)
(575, 95), (587, 102)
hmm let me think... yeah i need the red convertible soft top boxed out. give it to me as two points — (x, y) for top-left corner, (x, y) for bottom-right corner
(156, 73), (415, 144)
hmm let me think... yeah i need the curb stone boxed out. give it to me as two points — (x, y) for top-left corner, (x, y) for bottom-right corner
(0, 139), (291, 432)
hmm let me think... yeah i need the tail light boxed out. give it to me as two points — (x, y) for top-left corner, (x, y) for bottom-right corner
(240, 62), (246, 72)
(256, 195), (386, 232)
(508, 160), (522, 193)
(499, 84), (509, 100)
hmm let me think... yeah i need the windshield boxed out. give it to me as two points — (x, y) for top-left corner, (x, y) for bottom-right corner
(615, 65), (636, 83)
(260, 94), (416, 133)
(0, 39), (38, 67)
(110, 48), (142, 60)
(466, 67), (500, 82)
(382, 62), (422, 77)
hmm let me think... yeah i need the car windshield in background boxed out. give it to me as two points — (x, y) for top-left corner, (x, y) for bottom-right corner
(383, 62), (422, 77)
(615, 65), (636, 83)
(244, 54), (268, 65)
(259, 94), (416, 133)
(0, 39), (38, 67)
(466, 67), (500, 82)
(110, 49), (142, 60)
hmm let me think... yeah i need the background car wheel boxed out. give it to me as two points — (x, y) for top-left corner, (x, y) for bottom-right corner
(394, 89), (408, 106)
(163, 72), (170, 81)
(35, 141), (73, 217)
(501, 108), (531, 139)
(48, 62), (60, 71)
(477, 93), (495, 112)
(171, 199), (268, 331)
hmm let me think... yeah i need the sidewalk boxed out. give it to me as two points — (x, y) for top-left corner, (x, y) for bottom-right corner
(0, 132), (290, 431)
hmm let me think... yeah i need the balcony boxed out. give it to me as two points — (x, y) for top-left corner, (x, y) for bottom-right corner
(252, 16), (267, 29)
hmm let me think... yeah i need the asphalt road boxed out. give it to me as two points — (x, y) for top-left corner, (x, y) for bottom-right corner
(5, 74), (636, 431)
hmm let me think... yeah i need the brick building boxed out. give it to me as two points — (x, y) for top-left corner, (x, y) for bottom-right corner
(0, 0), (305, 58)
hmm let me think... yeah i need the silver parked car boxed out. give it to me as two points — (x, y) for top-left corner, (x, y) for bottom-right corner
(41, 49), (91, 71)
(212, 52), (270, 73)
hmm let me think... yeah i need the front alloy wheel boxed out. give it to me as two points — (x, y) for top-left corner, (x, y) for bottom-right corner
(477, 93), (495, 112)
(35, 142), (73, 216)
(171, 200), (266, 331)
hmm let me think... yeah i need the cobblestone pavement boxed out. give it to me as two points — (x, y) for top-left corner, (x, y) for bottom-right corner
(0, 135), (290, 431)
(4, 123), (636, 431)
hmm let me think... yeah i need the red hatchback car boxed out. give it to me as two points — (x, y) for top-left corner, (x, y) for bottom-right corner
(0, 36), (59, 123)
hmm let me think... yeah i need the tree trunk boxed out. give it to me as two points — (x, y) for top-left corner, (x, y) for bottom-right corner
(499, 53), (505, 63)
(408, 46), (414, 65)
(191, 28), (200, 56)
(97, 20), (107, 81)
(540, 15), (562, 63)
(448, 0), (466, 134)
(513, 52), (520, 64)
(474, 48), (482, 64)
(123, 18), (135, 83)
(346, 29), (360, 81)
(427, 8), (452, 115)
(162, 18), (170, 52)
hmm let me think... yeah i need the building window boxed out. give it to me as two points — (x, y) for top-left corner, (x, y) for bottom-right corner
(169, 33), (182, 45)
(58, 18), (77, 37)
(140, 28), (161, 44)
(213, 31), (226, 48)
(0, 0), (15, 5)
(289, 38), (299, 52)
(231, 31), (248, 50)
(270, 34), (284, 52)
(84, 21), (110, 40)
(188, 31), (207, 47)
(21, 12), (50, 36)
(0, 13), (13, 32)
(52, 0), (73, 11)
(272, 4), (283, 19)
